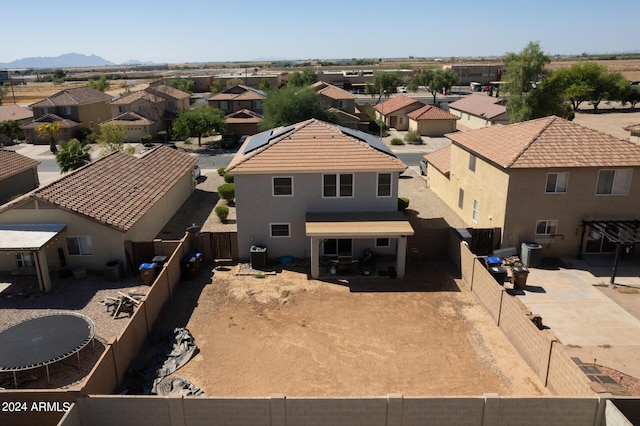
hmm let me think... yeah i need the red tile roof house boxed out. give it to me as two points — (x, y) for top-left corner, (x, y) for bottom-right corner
(0, 146), (197, 292)
(225, 119), (414, 278)
(0, 104), (33, 126)
(108, 90), (166, 142)
(424, 115), (640, 258)
(374, 95), (424, 131)
(447, 93), (510, 130)
(406, 104), (459, 137)
(311, 81), (359, 129)
(207, 85), (265, 115)
(0, 150), (40, 204)
(20, 87), (113, 144)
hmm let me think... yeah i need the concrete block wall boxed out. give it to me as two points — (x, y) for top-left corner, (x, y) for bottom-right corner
(469, 259), (504, 324)
(460, 242), (476, 287)
(497, 397), (599, 425)
(285, 397), (387, 426)
(401, 396), (485, 426)
(183, 397), (271, 426)
(498, 295), (555, 382)
(81, 345), (118, 395)
(80, 395), (172, 426)
(607, 399), (639, 426)
(546, 344), (594, 396)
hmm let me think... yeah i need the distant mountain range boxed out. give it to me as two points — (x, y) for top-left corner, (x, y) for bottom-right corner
(0, 53), (154, 69)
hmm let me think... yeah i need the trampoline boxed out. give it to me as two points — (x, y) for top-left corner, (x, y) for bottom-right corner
(0, 312), (96, 388)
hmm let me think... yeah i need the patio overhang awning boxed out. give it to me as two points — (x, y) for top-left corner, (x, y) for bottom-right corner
(305, 212), (414, 238)
(0, 224), (67, 251)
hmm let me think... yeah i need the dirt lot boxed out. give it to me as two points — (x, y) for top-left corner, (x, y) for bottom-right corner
(150, 263), (548, 397)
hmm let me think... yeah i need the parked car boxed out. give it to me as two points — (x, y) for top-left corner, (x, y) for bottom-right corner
(221, 134), (236, 148)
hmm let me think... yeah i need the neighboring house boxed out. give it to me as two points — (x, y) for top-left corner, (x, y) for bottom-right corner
(225, 109), (263, 137)
(311, 81), (357, 113)
(21, 87), (113, 143)
(0, 150), (39, 204)
(101, 112), (157, 143)
(207, 85), (265, 115)
(108, 90), (166, 141)
(407, 104), (459, 137)
(0, 104), (33, 125)
(625, 123), (640, 144)
(374, 95), (424, 131)
(447, 93), (509, 130)
(225, 119), (414, 278)
(0, 146), (198, 292)
(145, 83), (191, 125)
(425, 115), (640, 258)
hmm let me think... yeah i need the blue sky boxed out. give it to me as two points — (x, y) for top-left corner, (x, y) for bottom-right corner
(3, 0), (639, 64)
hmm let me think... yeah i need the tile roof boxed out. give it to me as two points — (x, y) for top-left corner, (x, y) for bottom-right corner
(147, 84), (190, 100)
(103, 112), (155, 126)
(30, 87), (112, 108)
(208, 85), (265, 101)
(20, 114), (80, 129)
(374, 95), (423, 114)
(407, 104), (459, 121)
(0, 105), (33, 122)
(448, 94), (507, 119)
(110, 90), (163, 105)
(447, 115), (640, 169)
(423, 146), (451, 175)
(225, 109), (263, 124)
(0, 147), (197, 232)
(311, 81), (356, 100)
(225, 119), (406, 174)
(624, 123), (640, 136)
(0, 150), (40, 180)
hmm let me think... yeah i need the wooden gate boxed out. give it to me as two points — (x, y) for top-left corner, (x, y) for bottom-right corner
(204, 232), (237, 260)
(469, 228), (501, 256)
(124, 241), (155, 273)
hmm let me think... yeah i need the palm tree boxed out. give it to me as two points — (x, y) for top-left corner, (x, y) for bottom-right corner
(36, 121), (61, 154)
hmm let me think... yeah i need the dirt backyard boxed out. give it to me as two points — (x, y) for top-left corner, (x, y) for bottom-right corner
(151, 263), (548, 397)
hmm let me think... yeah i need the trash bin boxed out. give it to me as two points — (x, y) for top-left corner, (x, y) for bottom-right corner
(250, 246), (267, 269)
(104, 260), (123, 282)
(521, 242), (542, 267)
(511, 265), (530, 289)
(485, 255), (502, 268)
(139, 262), (157, 285)
(488, 266), (508, 284)
(180, 252), (202, 279)
(152, 255), (168, 276)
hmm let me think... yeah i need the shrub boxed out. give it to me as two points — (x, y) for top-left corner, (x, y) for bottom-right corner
(217, 167), (226, 176)
(223, 173), (234, 183)
(85, 133), (99, 144)
(157, 130), (167, 143)
(214, 204), (229, 222)
(73, 127), (93, 142)
(218, 183), (235, 204)
(140, 134), (152, 145)
(390, 138), (404, 145)
(404, 130), (422, 144)
(398, 197), (410, 211)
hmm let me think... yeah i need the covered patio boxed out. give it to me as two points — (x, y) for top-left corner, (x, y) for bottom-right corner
(306, 212), (414, 279)
(0, 223), (66, 292)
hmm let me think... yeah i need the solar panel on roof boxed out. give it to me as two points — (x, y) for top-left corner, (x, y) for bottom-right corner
(242, 125), (295, 154)
(338, 125), (396, 156)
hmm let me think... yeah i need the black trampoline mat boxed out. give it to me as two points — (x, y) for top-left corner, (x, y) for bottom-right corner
(0, 313), (95, 371)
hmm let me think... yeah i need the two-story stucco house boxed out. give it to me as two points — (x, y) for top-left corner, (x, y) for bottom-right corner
(311, 81), (359, 129)
(21, 87), (113, 143)
(424, 115), (640, 258)
(225, 119), (414, 278)
(447, 93), (510, 130)
(107, 90), (166, 142)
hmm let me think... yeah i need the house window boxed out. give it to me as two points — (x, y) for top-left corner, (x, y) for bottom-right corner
(273, 176), (293, 196)
(63, 106), (72, 116)
(16, 252), (34, 267)
(546, 172), (569, 193)
(323, 173), (353, 198)
(468, 154), (476, 172)
(270, 223), (290, 238)
(219, 101), (229, 111)
(398, 117), (404, 125)
(375, 238), (390, 248)
(118, 106), (126, 114)
(377, 173), (392, 197)
(89, 121), (94, 129)
(323, 239), (352, 256)
(252, 100), (262, 109)
(339, 100), (345, 109)
(536, 220), (558, 235)
(458, 188), (464, 209)
(66, 236), (94, 256)
(596, 169), (632, 195)
(472, 199), (479, 223)
(41, 107), (48, 115)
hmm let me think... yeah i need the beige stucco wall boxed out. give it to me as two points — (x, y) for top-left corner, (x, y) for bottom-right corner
(0, 168), (39, 204)
(77, 101), (112, 132)
(409, 119), (457, 137)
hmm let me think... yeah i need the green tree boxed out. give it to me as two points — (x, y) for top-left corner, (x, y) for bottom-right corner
(171, 107), (227, 147)
(260, 85), (338, 130)
(97, 122), (134, 156)
(621, 84), (640, 109)
(210, 79), (223, 94)
(365, 71), (400, 104)
(258, 78), (272, 91)
(287, 67), (317, 87)
(87, 76), (110, 92)
(226, 78), (244, 89)
(0, 120), (24, 145)
(501, 41), (551, 123)
(0, 84), (6, 105)
(411, 68), (458, 103)
(36, 121), (61, 153)
(166, 78), (195, 93)
(56, 139), (91, 172)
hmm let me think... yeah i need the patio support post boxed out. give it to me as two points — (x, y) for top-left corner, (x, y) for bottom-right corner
(310, 236), (320, 279)
(610, 242), (622, 285)
(33, 249), (52, 293)
(396, 236), (408, 278)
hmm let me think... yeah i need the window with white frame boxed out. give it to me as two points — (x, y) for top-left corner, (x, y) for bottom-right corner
(66, 236), (94, 255)
(323, 173), (353, 197)
(536, 220), (558, 235)
(16, 252), (34, 267)
(472, 199), (479, 223)
(469, 154), (476, 172)
(458, 188), (464, 209)
(118, 105), (126, 114)
(270, 223), (290, 238)
(596, 169), (632, 195)
(546, 172), (569, 193)
(375, 238), (390, 248)
(272, 176), (293, 196)
(377, 173), (392, 197)
(219, 101), (229, 111)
